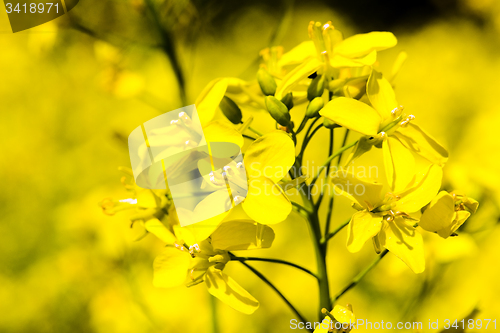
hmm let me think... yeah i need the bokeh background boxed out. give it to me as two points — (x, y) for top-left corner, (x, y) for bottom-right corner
(1, 0), (500, 332)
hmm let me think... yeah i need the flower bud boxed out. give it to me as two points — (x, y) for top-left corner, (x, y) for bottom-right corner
(281, 92), (294, 110)
(257, 67), (277, 96)
(265, 96), (291, 127)
(306, 97), (324, 118)
(343, 136), (373, 165)
(219, 96), (243, 124)
(307, 74), (325, 101)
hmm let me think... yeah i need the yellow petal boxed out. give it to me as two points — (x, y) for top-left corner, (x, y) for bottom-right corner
(378, 217), (425, 274)
(278, 41), (316, 67)
(145, 218), (176, 244)
(347, 211), (383, 252)
(332, 304), (356, 323)
(205, 266), (259, 314)
(204, 121), (244, 148)
(196, 78), (228, 125)
(173, 225), (196, 246)
(331, 170), (384, 210)
(330, 51), (377, 68)
(210, 221), (275, 251)
(450, 210), (471, 234)
(244, 131), (295, 183)
(242, 176), (292, 224)
(437, 210), (471, 239)
(393, 123), (448, 166)
(382, 137), (415, 192)
(367, 70), (398, 120)
(334, 31), (397, 58)
(463, 196), (479, 213)
(184, 191), (231, 241)
(393, 165), (443, 213)
(419, 191), (455, 233)
(320, 97), (381, 136)
(275, 58), (322, 100)
(313, 318), (333, 333)
(391, 51), (408, 81)
(153, 247), (191, 288)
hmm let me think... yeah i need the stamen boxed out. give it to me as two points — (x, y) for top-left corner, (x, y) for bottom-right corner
(209, 171), (224, 185)
(223, 165), (235, 177)
(400, 114), (415, 127)
(178, 111), (193, 127)
(208, 254), (226, 263)
(233, 195), (245, 205)
(189, 243), (200, 252)
(391, 105), (405, 117)
(321, 308), (336, 321)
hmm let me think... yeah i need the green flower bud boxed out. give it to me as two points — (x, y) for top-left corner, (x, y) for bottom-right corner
(265, 96), (291, 127)
(323, 117), (339, 129)
(281, 92), (294, 110)
(257, 68), (277, 96)
(307, 74), (325, 101)
(219, 96), (243, 124)
(306, 97), (324, 118)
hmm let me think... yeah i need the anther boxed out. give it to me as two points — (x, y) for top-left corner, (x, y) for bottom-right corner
(223, 165), (235, 177)
(178, 111), (193, 127)
(233, 195), (245, 205)
(321, 308), (336, 321)
(209, 171), (223, 186)
(400, 114), (415, 127)
(208, 254), (226, 263)
(391, 105), (405, 117)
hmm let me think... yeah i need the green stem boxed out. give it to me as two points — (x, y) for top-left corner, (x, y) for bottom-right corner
(248, 126), (263, 136)
(315, 128), (334, 210)
(209, 294), (219, 333)
(332, 249), (389, 302)
(323, 219), (350, 244)
(310, 141), (358, 187)
(243, 134), (257, 141)
(296, 117), (309, 134)
(298, 117), (320, 161)
(323, 129), (347, 238)
(239, 261), (311, 330)
(337, 129), (350, 167)
(323, 196), (335, 241)
(291, 201), (312, 215)
(144, 0), (186, 105)
(231, 256), (318, 280)
(310, 115), (404, 188)
(306, 209), (332, 320)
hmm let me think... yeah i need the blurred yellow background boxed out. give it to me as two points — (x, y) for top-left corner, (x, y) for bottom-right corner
(1, 0), (499, 332)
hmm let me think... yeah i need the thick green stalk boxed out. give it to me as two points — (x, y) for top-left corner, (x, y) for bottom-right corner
(300, 190), (331, 321)
(312, 212), (332, 319)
